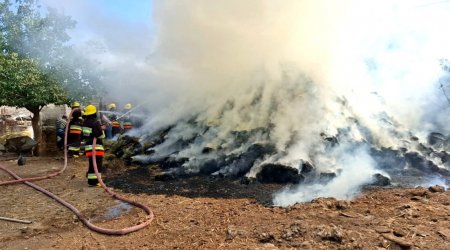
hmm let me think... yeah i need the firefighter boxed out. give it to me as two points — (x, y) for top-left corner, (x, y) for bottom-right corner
(122, 103), (134, 133)
(67, 102), (83, 157)
(82, 104), (105, 186)
(107, 103), (121, 138)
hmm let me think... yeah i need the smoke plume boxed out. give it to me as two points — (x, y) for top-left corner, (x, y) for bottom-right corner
(43, 0), (450, 205)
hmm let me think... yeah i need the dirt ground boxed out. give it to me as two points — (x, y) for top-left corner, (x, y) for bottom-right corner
(0, 156), (449, 250)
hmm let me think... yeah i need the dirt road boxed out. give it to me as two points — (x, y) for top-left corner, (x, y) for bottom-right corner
(1, 157), (449, 249)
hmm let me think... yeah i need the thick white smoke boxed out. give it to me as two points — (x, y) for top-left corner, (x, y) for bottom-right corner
(143, 0), (450, 140)
(273, 146), (381, 206)
(146, 0), (450, 204)
(43, 0), (450, 205)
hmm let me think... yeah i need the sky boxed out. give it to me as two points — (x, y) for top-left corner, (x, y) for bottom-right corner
(43, 0), (153, 27)
(94, 0), (152, 22)
(42, 0), (154, 45)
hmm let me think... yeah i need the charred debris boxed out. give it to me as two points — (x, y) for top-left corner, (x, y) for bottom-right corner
(106, 121), (450, 189)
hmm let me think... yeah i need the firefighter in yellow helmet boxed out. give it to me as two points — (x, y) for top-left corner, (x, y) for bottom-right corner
(82, 104), (105, 186)
(124, 103), (132, 110)
(71, 101), (80, 109)
(122, 103), (134, 133)
(105, 103), (120, 139)
(108, 103), (116, 110)
(67, 101), (83, 157)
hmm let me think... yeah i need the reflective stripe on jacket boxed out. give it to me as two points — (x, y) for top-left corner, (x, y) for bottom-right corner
(69, 125), (82, 134)
(84, 145), (105, 151)
(82, 127), (93, 137)
(112, 120), (120, 128)
(68, 146), (80, 151)
(86, 151), (105, 157)
(123, 121), (133, 129)
(87, 173), (99, 180)
(85, 144), (105, 157)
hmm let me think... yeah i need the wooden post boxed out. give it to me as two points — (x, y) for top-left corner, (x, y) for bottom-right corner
(0, 216), (32, 224)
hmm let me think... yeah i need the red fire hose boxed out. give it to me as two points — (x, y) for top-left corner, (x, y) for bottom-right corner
(0, 109), (154, 235)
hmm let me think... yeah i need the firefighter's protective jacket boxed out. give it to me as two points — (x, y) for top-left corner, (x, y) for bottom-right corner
(67, 109), (83, 154)
(82, 115), (105, 157)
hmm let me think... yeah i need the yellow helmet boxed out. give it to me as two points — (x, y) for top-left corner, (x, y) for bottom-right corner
(124, 103), (132, 110)
(83, 104), (97, 116)
(107, 103), (116, 110)
(71, 101), (80, 108)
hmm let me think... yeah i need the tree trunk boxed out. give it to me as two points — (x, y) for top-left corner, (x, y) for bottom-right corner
(30, 108), (41, 156)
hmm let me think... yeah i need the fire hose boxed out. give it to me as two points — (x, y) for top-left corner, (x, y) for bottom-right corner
(0, 109), (154, 235)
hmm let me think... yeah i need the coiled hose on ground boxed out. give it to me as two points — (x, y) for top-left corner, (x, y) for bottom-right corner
(0, 109), (154, 235)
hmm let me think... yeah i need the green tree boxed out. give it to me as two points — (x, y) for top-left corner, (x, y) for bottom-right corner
(0, 53), (67, 153)
(0, 0), (102, 154)
(0, 0), (101, 98)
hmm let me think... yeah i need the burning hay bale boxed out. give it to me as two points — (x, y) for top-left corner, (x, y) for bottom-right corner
(427, 132), (450, 151)
(300, 161), (314, 175)
(213, 143), (276, 178)
(110, 135), (143, 164)
(318, 172), (337, 184)
(105, 113), (450, 205)
(405, 152), (450, 177)
(370, 173), (391, 187)
(107, 126), (450, 187)
(256, 163), (303, 184)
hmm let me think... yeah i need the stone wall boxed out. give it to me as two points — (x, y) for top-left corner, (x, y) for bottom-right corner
(40, 104), (70, 155)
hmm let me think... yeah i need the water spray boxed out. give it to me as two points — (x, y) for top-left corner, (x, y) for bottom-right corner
(116, 101), (149, 121)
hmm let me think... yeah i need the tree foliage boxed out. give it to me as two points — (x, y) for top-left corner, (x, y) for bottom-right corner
(0, 52), (67, 110)
(0, 0), (101, 106)
(0, 0), (75, 61)
(0, 0), (103, 154)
